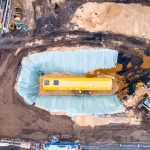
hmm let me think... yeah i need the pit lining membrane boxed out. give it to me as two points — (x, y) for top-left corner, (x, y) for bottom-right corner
(17, 47), (125, 116)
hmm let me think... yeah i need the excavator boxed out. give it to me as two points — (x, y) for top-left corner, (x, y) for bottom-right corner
(136, 82), (150, 117)
(9, 7), (22, 31)
(136, 82), (150, 97)
(42, 135), (81, 150)
(14, 7), (22, 22)
(138, 98), (150, 117)
(125, 82), (150, 114)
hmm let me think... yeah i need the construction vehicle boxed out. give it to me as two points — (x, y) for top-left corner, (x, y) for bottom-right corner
(124, 82), (150, 108)
(136, 82), (144, 88)
(137, 83), (150, 117)
(136, 82), (150, 98)
(42, 135), (81, 150)
(22, 26), (28, 32)
(42, 77), (113, 91)
(44, 141), (81, 150)
(8, 23), (15, 30)
(15, 20), (23, 31)
(14, 7), (22, 22)
(10, 7), (23, 31)
(79, 90), (90, 95)
(138, 97), (150, 118)
(138, 98), (150, 111)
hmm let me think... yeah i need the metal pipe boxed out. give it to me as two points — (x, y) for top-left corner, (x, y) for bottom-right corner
(2, 0), (9, 26)
(5, 0), (12, 28)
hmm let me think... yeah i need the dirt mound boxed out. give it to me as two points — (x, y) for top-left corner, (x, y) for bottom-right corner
(72, 2), (150, 39)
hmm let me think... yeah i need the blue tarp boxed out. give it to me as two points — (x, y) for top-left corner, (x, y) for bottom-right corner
(35, 95), (124, 116)
(45, 142), (80, 150)
(17, 47), (125, 116)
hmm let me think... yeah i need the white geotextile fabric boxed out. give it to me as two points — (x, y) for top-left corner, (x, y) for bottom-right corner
(17, 47), (125, 116)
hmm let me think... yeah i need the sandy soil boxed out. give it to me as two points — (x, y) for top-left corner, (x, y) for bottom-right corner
(39, 72), (119, 96)
(72, 110), (142, 127)
(72, 2), (150, 39)
(44, 110), (142, 127)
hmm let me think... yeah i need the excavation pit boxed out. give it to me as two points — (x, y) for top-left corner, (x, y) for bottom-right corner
(16, 47), (125, 116)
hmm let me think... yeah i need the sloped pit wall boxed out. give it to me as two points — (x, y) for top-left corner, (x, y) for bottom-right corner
(17, 47), (125, 116)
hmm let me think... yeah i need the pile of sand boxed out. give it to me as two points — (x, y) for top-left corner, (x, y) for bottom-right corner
(72, 2), (150, 39)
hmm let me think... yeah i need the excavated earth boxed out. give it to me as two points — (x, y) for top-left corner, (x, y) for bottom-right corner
(72, 2), (150, 39)
(0, 0), (150, 144)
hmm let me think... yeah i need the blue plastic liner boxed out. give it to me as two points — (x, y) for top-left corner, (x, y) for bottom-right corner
(17, 47), (125, 116)
(45, 141), (80, 150)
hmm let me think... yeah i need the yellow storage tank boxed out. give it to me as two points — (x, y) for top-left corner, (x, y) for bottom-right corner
(42, 78), (113, 91)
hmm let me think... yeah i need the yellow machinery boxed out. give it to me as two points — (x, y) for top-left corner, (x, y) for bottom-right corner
(14, 7), (22, 22)
(136, 82), (144, 88)
(42, 77), (113, 91)
(8, 23), (15, 30)
(136, 82), (150, 97)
